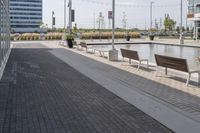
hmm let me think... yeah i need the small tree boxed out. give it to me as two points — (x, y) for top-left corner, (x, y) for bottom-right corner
(164, 14), (176, 31)
(72, 23), (78, 34)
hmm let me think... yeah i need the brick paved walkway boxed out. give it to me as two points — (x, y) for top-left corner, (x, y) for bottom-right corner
(0, 43), (172, 133)
(53, 41), (200, 123)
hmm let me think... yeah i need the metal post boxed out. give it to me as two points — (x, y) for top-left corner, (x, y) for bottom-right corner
(180, 0), (184, 44)
(52, 11), (54, 30)
(68, 0), (72, 34)
(52, 11), (53, 30)
(112, 0), (115, 50)
(93, 12), (95, 30)
(150, 2), (154, 29)
(64, 0), (66, 40)
(108, 0), (118, 61)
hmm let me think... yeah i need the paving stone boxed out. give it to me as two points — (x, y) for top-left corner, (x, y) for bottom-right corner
(0, 43), (172, 133)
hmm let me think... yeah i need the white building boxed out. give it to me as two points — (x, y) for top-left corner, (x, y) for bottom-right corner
(10, 0), (43, 33)
(187, 0), (200, 39)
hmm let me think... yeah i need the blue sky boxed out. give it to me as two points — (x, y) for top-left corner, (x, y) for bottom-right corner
(43, 0), (189, 29)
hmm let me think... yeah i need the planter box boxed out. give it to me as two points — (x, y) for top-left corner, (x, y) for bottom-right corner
(149, 35), (154, 40)
(126, 36), (131, 41)
(67, 39), (73, 48)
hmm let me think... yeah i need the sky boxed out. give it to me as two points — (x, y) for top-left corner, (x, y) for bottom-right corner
(43, 0), (189, 29)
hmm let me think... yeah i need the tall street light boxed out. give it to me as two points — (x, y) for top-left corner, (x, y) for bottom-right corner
(112, 0), (115, 50)
(64, 0), (66, 40)
(150, 1), (154, 30)
(109, 0), (118, 61)
(180, 0), (184, 44)
(52, 11), (55, 30)
(68, 0), (72, 33)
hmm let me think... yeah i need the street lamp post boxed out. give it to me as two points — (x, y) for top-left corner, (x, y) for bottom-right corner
(108, 0), (118, 61)
(52, 11), (54, 30)
(64, 0), (66, 40)
(68, 0), (72, 34)
(112, 0), (115, 50)
(150, 1), (154, 30)
(180, 0), (184, 44)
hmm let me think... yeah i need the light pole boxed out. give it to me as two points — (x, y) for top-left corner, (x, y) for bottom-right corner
(52, 11), (55, 30)
(112, 0), (115, 50)
(108, 0), (118, 61)
(150, 1), (154, 30)
(68, 0), (72, 34)
(64, 0), (66, 40)
(180, 0), (184, 44)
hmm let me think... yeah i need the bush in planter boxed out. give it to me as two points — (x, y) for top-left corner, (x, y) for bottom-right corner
(149, 28), (156, 40)
(149, 34), (155, 40)
(66, 34), (74, 48)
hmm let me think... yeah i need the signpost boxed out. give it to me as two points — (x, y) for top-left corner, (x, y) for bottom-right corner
(52, 11), (55, 30)
(72, 9), (75, 22)
(108, 11), (112, 29)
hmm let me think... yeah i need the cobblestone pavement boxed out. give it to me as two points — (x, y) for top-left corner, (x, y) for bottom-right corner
(0, 43), (172, 133)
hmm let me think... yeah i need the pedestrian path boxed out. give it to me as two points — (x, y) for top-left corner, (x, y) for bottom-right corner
(0, 43), (172, 133)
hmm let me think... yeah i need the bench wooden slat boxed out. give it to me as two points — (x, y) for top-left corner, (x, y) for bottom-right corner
(79, 42), (87, 48)
(121, 49), (139, 61)
(155, 54), (189, 72)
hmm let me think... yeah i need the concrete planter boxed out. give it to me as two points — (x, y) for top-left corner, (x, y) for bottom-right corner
(67, 39), (73, 48)
(108, 49), (118, 61)
(149, 35), (154, 40)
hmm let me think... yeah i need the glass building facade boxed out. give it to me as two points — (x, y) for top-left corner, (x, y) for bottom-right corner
(0, 0), (10, 71)
(188, 0), (200, 14)
(10, 0), (42, 33)
(187, 0), (200, 39)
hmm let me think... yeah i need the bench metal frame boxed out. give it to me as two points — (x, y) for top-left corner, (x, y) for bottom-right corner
(121, 49), (149, 70)
(93, 48), (109, 58)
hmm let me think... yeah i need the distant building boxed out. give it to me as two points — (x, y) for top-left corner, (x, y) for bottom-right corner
(10, 0), (43, 33)
(187, 0), (200, 39)
(0, 0), (10, 73)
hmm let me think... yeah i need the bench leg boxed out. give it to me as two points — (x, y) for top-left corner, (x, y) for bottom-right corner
(137, 61), (141, 70)
(186, 73), (191, 86)
(165, 67), (168, 75)
(198, 73), (200, 87)
(156, 66), (158, 76)
(129, 59), (131, 64)
(99, 51), (102, 57)
(146, 60), (149, 68)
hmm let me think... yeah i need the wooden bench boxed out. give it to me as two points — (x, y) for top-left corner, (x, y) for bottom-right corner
(121, 48), (149, 70)
(79, 42), (93, 52)
(155, 54), (200, 86)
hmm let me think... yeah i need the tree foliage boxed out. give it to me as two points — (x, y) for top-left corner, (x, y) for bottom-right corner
(164, 14), (176, 31)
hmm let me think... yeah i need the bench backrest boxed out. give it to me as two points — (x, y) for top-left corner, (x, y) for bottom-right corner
(155, 54), (189, 72)
(121, 49), (139, 61)
(79, 42), (87, 48)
